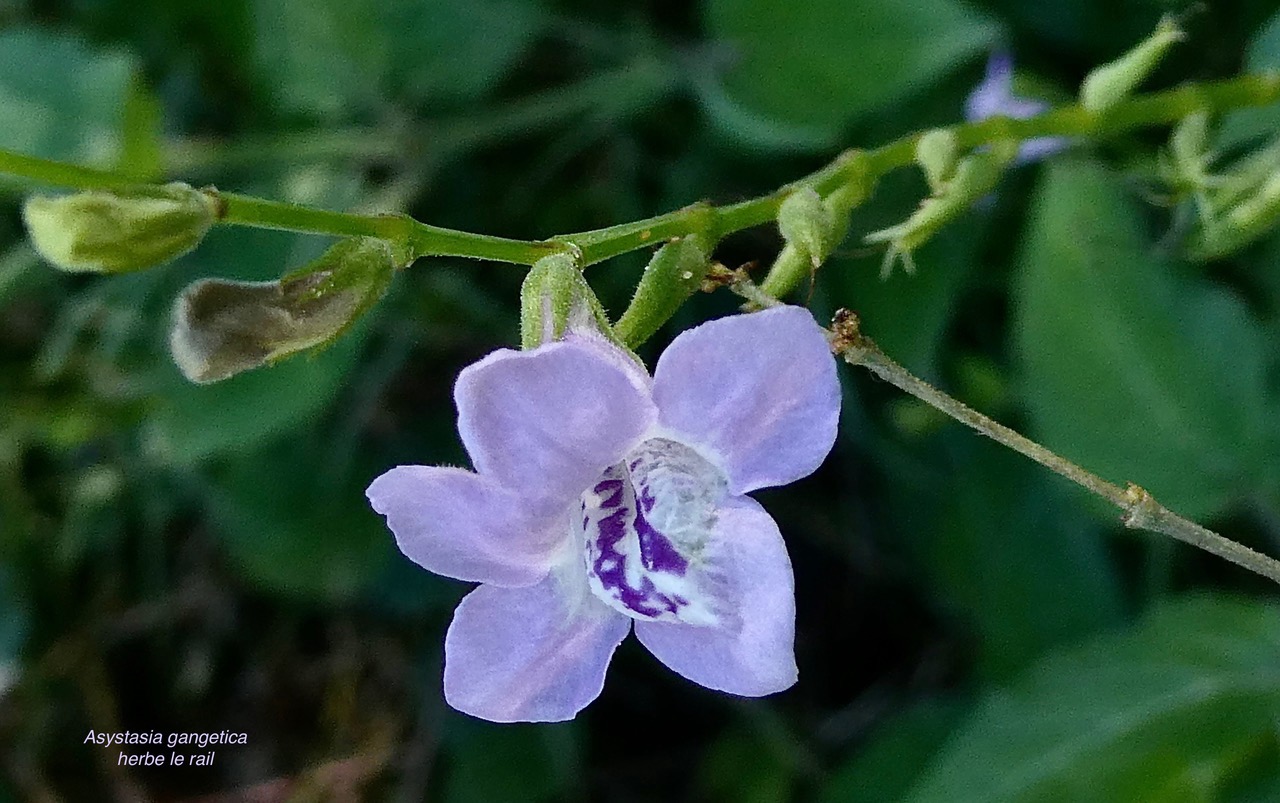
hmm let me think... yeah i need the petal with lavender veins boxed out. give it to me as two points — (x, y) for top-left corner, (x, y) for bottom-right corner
(456, 341), (657, 513)
(965, 52), (1067, 164)
(366, 466), (562, 587)
(651, 306), (839, 494)
(444, 570), (631, 722)
(635, 496), (797, 697)
(965, 51), (1046, 121)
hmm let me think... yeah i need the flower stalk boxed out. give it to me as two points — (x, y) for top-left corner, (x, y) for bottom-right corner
(3, 73), (1280, 277)
(825, 309), (1280, 586)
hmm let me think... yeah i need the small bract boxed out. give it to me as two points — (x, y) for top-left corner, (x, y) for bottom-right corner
(367, 306), (840, 722)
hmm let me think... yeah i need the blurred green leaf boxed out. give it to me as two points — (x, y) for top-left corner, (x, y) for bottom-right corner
(1249, 233), (1280, 329)
(704, 0), (999, 149)
(905, 595), (1280, 803)
(249, 0), (541, 118)
(384, 0), (542, 108)
(921, 440), (1122, 679)
(0, 26), (136, 163)
(1220, 10), (1280, 148)
(208, 444), (391, 602)
(444, 723), (573, 803)
(1015, 160), (1271, 519)
(144, 330), (362, 464)
(0, 567), (27, 696)
(1230, 771), (1280, 803)
(698, 730), (794, 803)
(249, 0), (389, 118)
(820, 698), (967, 803)
(0, 243), (44, 307)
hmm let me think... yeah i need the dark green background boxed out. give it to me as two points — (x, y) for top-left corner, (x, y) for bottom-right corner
(4, 0), (1280, 799)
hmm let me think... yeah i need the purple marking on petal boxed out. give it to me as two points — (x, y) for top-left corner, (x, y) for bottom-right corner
(587, 500), (677, 618)
(594, 479), (623, 495)
(579, 438), (728, 626)
(600, 486), (625, 509)
(634, 497), (688, 574)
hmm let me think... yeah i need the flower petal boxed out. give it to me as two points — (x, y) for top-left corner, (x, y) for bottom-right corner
(651, 306), (839, 494)
(634, 496), (796, 697)
(443, 571), (631, 722)
(965, 52), (1067, 164)
(366, 466), (562, 587)
(456, 341), (656, 512)
(965, 52), (1047, 122)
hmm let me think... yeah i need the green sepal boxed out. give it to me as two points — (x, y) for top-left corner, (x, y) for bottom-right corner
(613, 235), (711, 348)
(1182, 135), (1280, 259)
(1170, 113), (1210, 176)
(777, 187), (838, 269)
(1080, 16), (1184, 113)
(915, 128), (959, 194)
(760, 155), (875, 298)
(519, 252), (628, 355)
(170, 236), (401, 383)
(1161, 112), (1213, 199)
(22, 182), (219, 273)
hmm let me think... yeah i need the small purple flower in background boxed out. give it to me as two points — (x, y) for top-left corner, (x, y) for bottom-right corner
(966, 52), (1067, 163)
(367, 306), (840, 722)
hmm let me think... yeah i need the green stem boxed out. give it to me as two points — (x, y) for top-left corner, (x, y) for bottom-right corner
(0, 149), (139, 192)
(838, 321), (1280, 586)
(4, 73), (1278, 272)
(560, 72), (1280, 270)
(216, 193), (555, 264)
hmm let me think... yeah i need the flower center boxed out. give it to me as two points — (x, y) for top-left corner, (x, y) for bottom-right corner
(577, 437), (728, 625)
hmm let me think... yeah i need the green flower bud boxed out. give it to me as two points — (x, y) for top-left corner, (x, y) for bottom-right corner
(170, 236), (402, 383)
(778, 187), (838, 269)
(22, 183), (219, 273)
(1163, 112), (1212, 195)
(613, 235), (711, 348)
(1080, 16), (1184, 113)
(915, 128), (959, 193)
(1171, 113), (1210, 173)
(519, 252), (622, 351)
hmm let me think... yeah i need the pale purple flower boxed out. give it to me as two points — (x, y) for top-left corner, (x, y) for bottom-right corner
(366, 306), (840, 722)
(966, 52), (1067, 163)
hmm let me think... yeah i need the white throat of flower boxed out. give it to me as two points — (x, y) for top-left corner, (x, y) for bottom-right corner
(576, 436), (732, 627)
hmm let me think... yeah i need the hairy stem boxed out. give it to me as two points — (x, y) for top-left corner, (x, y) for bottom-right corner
(3, 73), (1279, 271)
(827, 310), (1280, 586)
